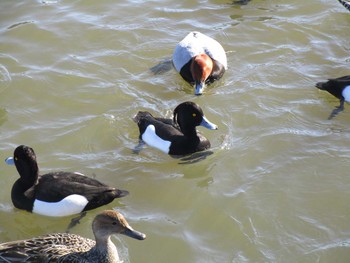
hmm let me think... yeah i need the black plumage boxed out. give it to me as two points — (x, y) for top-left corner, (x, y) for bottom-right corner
(316, 75), (350, 119)
(8, 145), (129, 215)
(133, 101), (217, 155)
(338, 0), (350, 11)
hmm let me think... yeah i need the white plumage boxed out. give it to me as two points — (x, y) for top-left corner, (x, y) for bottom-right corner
(142, 125), (171, 154)
(33, 194), (89, 217)
(342, 85), (350, 102)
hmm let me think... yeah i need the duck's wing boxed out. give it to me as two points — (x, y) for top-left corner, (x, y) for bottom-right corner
(134, 111), (181, 137)
(330, 75), (350, 82)
(34, 172), (128, 203)
(0, 233), (94, 262)
(154, 117), (178, 128)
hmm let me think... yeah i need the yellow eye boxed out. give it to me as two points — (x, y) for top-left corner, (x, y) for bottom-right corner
(192, 113), (197, 117)
(15, 157), (18, 161)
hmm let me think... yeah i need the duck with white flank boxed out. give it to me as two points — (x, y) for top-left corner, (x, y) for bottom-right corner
(0, 210), (146, 263)
(133, 101), (218, 155)
(5, 145), (129, 218)
(316, 75), (350, 119)
(173, 31), (227, 95)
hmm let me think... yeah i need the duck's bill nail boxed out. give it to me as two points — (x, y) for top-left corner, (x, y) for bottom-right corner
(200, 116), (218, 130)
(5, 157), (15, 165)
(195, 82), (205, 95)
(123, 228), (146, 240)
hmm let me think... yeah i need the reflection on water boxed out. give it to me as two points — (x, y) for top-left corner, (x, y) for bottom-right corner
(7, 21), (33, 30)
(230, 14), (274, 24)
(0, 64), (11, 87)
(149, 59), (173, 75)
(178, 150), (214, 165)
(232, 0), (252, 5)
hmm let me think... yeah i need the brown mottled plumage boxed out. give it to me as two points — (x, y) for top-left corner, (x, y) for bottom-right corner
(0, 210), (146, 263)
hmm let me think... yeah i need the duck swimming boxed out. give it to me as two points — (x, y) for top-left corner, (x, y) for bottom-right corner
(5, 145), (129, 217)
(133, 101), (218, 155)
(173, 31), (227, 95)
(338, 0), (350, 11)
(0, 210), (146, 263)
(316, 75), (350, 119)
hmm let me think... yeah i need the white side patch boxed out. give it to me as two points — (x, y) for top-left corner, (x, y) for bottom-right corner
(342, 85), (350, 102)
(33, 194), (89, 217)
(142, 125), (171, 154)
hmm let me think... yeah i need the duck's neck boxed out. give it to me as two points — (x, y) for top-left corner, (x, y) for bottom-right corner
(182, 127), (198, 138)
(12, 161), (39, 209)
(93, 236), (120, 263)
(17, 162), (39, 189)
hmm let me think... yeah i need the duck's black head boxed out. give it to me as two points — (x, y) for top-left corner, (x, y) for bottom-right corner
(173, 101), (217, 135)
(13, 145), (39, 184)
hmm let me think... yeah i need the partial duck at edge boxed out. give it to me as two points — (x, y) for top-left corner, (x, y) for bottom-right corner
(0, 210), (146, 263)
(316, 75), (350, 119)
(338, 0), (350, 11)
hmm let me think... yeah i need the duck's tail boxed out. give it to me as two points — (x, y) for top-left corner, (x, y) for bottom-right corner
(338, 0), (350, 11)
(315, 81), (328, 90)
(132, 111), (148, 124)
(114, 189), (129, 198)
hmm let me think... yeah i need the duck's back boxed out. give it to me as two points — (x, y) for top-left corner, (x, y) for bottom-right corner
(134, 111), (182, 138)
(34, 172), (123, 202)
(173, 31), (227, 72)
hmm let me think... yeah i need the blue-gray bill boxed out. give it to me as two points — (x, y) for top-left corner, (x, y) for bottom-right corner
(195, 82), (205, 95)
(200, 116), (218, 130)
(5, 156), (14, 165)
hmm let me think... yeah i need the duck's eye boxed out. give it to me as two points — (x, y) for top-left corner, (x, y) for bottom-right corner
(112, 221), (117, 225)
(192, 113), (197, 117)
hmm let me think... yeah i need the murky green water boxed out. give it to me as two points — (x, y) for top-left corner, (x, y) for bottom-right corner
(1, 0), (350, 262)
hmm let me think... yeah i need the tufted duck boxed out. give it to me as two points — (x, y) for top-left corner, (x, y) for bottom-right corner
(5, 145), (129, 218)
(133, 101), (218, 155)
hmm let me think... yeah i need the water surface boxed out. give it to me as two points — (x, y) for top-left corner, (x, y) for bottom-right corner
(1, 0), (350, 262)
